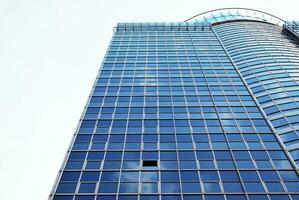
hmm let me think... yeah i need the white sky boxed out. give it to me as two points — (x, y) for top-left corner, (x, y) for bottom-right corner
(0, 0), (298, 200)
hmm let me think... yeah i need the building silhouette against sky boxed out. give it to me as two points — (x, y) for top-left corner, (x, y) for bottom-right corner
(49, 8), (299, 200)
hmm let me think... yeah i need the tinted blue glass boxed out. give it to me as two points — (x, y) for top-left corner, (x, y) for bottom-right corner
(119, 183), (138, 193)
(104, 161), (121, 169)
(81, 172), (100, 181)
(225, 195), (246, 200)
(87, 152), (104, 160)
(266, 182), (284, 192)
(160, 160), (178, 169)
(65, 161), (84, 169)
(76, 135), (92, 142)
(60, 172), (81, 181)
(203, 182), (221, 193)
(124, 152), (140, 159)
(269, 195), (291, 200)
(161, 195), (181, 200)
(51, 20), (299, 199)
(285, 182), (299, 192)
(121, 172), (139, 181)
(204, 195), (225, 200)
(79, 183), (96, 193)
(118, 195), (138, 200)
(101, 172), (120, 181)
(182, 182), (201, 192)
(141, 183), (158, 193)
(161, 183), (181, 193)
(96, 196), (116, 200)
(85, 161), (101, 169)
(161, 171), (179, 181)
(98, 183), (118, 193)
(220, 171), (239, 181)
(181, 171), (199, 181)
(247, 195), (268, 200)
(75, 196), (95, 200)
(259, 171), (280, 181)
(291, 195), (299, 200)
(223, 182), (243, 192)
(214, 21), (299, 166)
(240, 171), (260, 181)
(244, 182), (265, 192)
(53, 196), (73, 200)
(56, 183), (77, 193)
(183, 195), (203, 200)
(279, 171), (298, 180)
(141, 172), (158, 181)
(200, 171), (219, 181)
(140, 196), (159, 200)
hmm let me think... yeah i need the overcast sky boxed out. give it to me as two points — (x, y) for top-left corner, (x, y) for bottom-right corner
(0, 0), (298, 200)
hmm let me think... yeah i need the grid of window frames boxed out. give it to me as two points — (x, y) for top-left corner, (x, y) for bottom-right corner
(287, 21), (299, 35)
(50, 22), (299, 200)
(214, 22), (299, 166)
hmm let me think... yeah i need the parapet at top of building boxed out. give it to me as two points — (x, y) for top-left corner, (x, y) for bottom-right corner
(116, 8), (299, 41)
(116, 22), (211, 31)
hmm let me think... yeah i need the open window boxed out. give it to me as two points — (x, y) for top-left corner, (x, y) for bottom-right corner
(143, 160), (158, 168)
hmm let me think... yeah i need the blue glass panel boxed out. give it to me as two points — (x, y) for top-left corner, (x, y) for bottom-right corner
(65, 161), (84, 169)
(79, 183), (96, 193)
(200, 171), (219, 181)
(182, 182), (201, 193)
(220, 171), (239, 181)
(53, 196), (73, 200)
(204, 195), (225, 200)
(240, 171), (260, 181)
(223, 182), (243, 192)
(247, 195), (268, 200)
(141, 183), (158, 193)
(60, 172), (81, 181)
(118, 195), (138, 200)
(225, 195), (246, 200)
(140, 196), (159, 200)
(119, 183), (138, 193)
(268, 195), (291, 200)
(265, 182), (284, 192)
(181, 171), (199, 181)
(69, 152), (86, 160)
(121, 172), (139, 181)
(259, 171), (280, 181)
(98, 183), (118, 193)
(96, 196), (116, 200)
(161, 183), (181, 193)
(85, 161), (101, 169)
(161, 195), (181, 200)
(141, 172), (159, 181)
(75, 196), (95, 200)
(244, 182), (265, 192)
(285, 182), (299, 192)
(183, 195), (203, 200)
(81, 172), (100, 181)
(203, 182), (221, 193)
(161, 172), (179, 181)
(56, 183), (77, 193)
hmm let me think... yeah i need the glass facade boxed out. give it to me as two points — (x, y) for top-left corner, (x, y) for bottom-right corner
(288, 21), (299, 34)
(214, 21), (299, 165)
(49, 9), (299, 200)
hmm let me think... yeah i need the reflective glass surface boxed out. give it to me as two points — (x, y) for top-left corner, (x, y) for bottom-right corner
(50, 20), (299, 200)
(214, 21), (299, 166)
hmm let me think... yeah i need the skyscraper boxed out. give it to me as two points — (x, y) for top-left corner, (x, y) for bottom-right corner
(49, 8), (299, 200)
